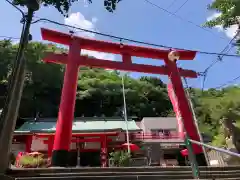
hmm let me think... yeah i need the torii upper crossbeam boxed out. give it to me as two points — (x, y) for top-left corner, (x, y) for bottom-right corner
(41, 28), (207, 167)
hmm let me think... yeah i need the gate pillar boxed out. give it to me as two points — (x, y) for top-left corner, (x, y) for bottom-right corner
(52, 39), (80, 166)
(164, 53), (207, 166)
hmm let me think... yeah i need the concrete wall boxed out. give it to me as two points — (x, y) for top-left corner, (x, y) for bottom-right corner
(139, 118), (183, 144)
(31, 137), (48, 151)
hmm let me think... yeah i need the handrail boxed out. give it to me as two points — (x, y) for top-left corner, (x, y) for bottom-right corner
(189, 139), (240, 158)
(132, 133), (181, 140)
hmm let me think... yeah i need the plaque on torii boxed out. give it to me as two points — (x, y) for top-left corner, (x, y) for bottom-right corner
(41, 28), (206, 166)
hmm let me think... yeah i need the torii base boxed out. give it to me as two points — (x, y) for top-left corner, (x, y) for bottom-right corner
(196, 153), (207, 166)
(51, 150), (69, 167)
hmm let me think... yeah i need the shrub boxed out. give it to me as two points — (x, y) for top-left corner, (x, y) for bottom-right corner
(109, 151), (131, 167)
(16, 152), (49, 168)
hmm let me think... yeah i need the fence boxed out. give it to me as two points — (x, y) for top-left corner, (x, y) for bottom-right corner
(132, 133), (181, 140)
(109, 157), (148, 167)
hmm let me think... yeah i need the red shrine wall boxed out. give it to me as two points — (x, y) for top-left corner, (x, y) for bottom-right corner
(12, 143), (25, 156)
(11, 132), (127, 154)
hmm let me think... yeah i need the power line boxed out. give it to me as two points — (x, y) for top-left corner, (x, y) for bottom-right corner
(5, 0), (25, 18)
(143, 0), (227, 41)
(213, 75), (240, 89)
(167, 0), (177, 9)
(200, 30), (239, 90)
(32, 17), (240, 58)
(203, 45), (233, 74)
(174, 0), (189, 14)
(201, 47), (233, 91)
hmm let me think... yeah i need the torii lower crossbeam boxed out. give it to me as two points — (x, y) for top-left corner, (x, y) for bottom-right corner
(41, 28), (207, 167)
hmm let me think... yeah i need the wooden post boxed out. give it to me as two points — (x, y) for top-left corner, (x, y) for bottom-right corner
(25, 135), (32, 153)
(47, 136), (54, 157)
(100, 135), (107, 167)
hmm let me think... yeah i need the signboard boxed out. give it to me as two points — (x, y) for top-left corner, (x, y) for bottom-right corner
(160, 143), (180, 149)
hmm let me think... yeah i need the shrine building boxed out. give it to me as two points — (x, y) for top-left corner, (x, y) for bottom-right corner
(12, 117), (141, 167)
(11, 117), (197, 167)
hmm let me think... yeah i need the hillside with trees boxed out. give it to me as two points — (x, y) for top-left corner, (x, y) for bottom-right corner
(3, 0), (240, 147)
(0, 40), (171, 119)
(0, 40), (240, 147)
(201, 0), (240, 147)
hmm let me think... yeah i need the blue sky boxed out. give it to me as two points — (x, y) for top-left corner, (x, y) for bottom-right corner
(0, 0), (239, 89)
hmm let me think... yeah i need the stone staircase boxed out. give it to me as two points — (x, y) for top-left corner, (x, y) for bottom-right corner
(207, 150), (227, 166)
(3, 166), (240, 180)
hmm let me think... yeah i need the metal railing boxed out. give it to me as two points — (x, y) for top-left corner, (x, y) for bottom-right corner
(132, 133), (181, 140)
(190, 139), (240, 158)
(186, 138), (240, 179)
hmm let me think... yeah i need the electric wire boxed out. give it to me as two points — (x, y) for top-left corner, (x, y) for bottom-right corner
(204, 33), (238, 73)
(143, 0), (227, 41)
(32, 17), (240, 58)
(200, 30), (239, 91)
(212, 75), (240, 89)
(174, 0), (189, 14)
(4, 0), (240, 92)
(36, 15), (240, 90)
(0, 0), (26, 124)
(5, 0), (25, 18)
(200, 46), (233, 91)
(167, 0), (177, 9)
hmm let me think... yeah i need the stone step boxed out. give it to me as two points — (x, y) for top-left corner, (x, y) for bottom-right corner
(13, 173), (240, 180)
(8, 170), (240, 177)
(6, 166), (240, 180)
(7, 165), (240, 175)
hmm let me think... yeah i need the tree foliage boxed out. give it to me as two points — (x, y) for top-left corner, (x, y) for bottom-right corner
(1, 40), (240, 146)
(204, 0), (240, 28)
(13, 0), (122, 16)
(0, 40), (171, 122)
(189, 86), (240, 146)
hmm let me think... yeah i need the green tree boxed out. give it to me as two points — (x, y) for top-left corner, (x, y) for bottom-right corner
(76, 69), (171, 118)
(13, 0), (122, 15)
(204, 0), (240, 28)
(189, 85), (240, 146)
(0, 40), (173, 122)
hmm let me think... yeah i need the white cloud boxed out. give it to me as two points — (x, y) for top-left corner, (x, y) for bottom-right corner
(81, 50), (115, 60)
(64, 12), (115, 60)
(64, 12), (96, 38)
(207, 12), (238, 39)
(92, 17), (98, 23)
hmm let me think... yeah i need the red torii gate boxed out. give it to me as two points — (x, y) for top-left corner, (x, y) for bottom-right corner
(41, 28), (206, 167)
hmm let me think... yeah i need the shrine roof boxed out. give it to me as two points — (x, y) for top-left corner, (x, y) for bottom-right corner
(14, 117), (141, 134)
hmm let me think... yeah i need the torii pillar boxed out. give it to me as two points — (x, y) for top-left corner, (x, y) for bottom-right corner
(41, 28), (206, 167)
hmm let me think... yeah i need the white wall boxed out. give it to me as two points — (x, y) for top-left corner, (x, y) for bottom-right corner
(85, 142), (101, 149)
(12, 137), (49, 155)
(31, 137), (48, 151)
